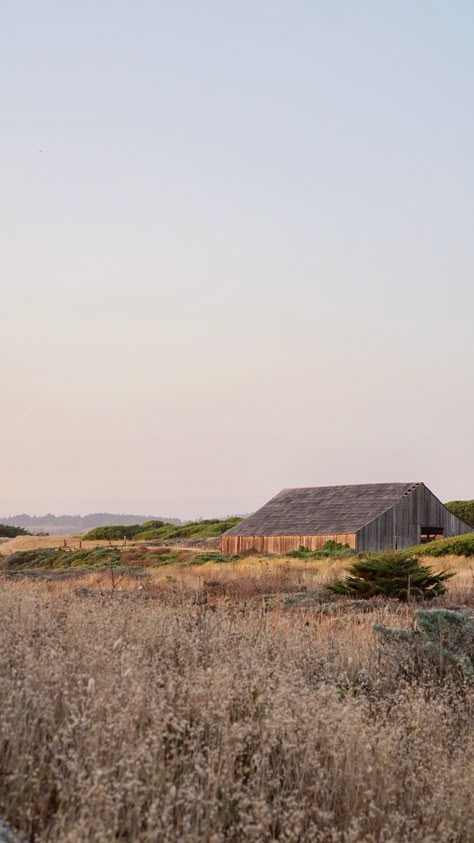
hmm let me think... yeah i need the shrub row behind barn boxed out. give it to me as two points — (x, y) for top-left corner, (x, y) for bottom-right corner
(444, 499), (474, 528)
(83, 517), (242, 542)
(409, 532), (474, 558)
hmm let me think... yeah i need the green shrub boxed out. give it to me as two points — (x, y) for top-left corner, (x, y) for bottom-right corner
(132, 526), (178, 542)
(149, 551), (181, 567)
(140, 519), (166, 529)
(327, 553), (453, 601)
(190, 552), (243, 565)
(409, 532), (474, 558)
(5, 549), (60, 570)
(0, 524), (30, 538)
(445, 500), (474, 528)
(5, 547), (122, 570)
(287, 541), (356, 561)
(82, 525), (144, 540)
(321, 540), (350, 552)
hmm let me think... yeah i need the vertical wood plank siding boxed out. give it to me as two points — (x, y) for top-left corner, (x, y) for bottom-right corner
(221, 533), (356, 555)
(356, 484), (472, 552)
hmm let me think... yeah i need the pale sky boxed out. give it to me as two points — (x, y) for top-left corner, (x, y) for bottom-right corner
(2, 1), (473, 519)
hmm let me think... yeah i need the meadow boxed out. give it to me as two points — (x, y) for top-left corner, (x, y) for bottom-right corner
(1, 552), (473, 842)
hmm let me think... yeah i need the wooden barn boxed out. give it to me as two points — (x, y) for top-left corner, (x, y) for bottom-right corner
(221, 482), (472, 554)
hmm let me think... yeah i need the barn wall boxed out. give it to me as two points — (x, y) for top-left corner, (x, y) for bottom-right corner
(355, 509), (398, 553)
(221, 533), (356, 555)
(356, 484), (472, 552)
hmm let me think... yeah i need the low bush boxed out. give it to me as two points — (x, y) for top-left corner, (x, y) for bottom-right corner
(287, 541), (356, 560)
(140, 519), (167, 529)
(5, 549), (61, 570)
(375, 608), (474, 680)
(327, 553), (453, 601)
(0, 524), (30, 538)
(5, 547), (122, 570)
(190, 552), (243, 565)
(409, 532), (474, 558)
(148, 551), (181, 567)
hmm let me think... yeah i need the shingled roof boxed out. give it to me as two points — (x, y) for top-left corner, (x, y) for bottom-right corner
(225, 483), (422, 536)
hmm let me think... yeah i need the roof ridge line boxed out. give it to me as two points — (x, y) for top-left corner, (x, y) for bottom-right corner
(280, 482), (420, 491)
(355, 482), (423, 533)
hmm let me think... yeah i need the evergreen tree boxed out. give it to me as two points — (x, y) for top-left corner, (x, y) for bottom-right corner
(327, 554), (453, 601)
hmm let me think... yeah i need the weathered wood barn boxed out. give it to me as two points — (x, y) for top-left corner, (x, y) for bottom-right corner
(221, 482), (472, 554)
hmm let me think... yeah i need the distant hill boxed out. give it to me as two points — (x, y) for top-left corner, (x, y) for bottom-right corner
(0, 513), (182, 536)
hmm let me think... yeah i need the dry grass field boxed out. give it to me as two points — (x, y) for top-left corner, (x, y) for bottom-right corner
(1, 555), (473, 842)
(0, 534), (126, 555)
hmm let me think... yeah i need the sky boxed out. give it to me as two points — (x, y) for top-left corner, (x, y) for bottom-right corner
(1, 1), (474, 519)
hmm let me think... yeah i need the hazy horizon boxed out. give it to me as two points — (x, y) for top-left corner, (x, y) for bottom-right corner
(2, 2), (474, 520)
(0, 510), (241, 520)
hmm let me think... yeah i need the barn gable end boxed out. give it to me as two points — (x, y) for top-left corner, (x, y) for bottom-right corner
(356, 483), (472, 552)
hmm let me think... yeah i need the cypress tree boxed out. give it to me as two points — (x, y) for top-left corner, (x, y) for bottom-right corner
(327, 554), (453, 601)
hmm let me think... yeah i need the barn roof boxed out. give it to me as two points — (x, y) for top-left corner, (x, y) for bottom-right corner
(225, 483), (422, 536)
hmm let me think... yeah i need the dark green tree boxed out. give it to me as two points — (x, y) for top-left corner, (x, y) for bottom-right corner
(327, 553), (453, 601)
(0, 524), (29, 538)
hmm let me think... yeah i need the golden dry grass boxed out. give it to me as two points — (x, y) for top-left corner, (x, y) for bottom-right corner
(0, 533), (127, 555)
(140, 552), (474, 605)
(1, 556), (473, 842)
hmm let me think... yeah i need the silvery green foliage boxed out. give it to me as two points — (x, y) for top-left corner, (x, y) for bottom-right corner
(374, 609), (474, 678)
(373, 624), (414, 642)
(0, 819), (25, 843)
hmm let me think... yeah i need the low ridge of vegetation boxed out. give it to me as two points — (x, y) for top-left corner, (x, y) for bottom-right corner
(80, 520), (166, 541)
(2, 546), (244, 573)
(82, 517), (242, 542)
(190, 551), (243, 565)
(4, 531), (474, 576)
(133, 517), (243, 542)
(4, 547), (123, 571)
(408, 532), (474, 557)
